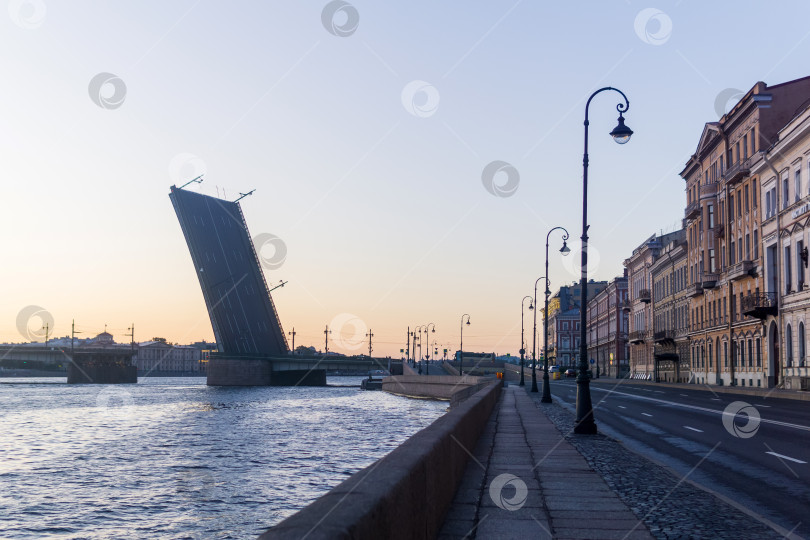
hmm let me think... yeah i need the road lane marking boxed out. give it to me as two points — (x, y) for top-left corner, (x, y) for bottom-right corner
(711, 398), (721, 401)
(642, 412), (653, 417)
(586, 386), (810, 433)
(618, 405), (626, 409)
(654, 391), (665, 394)
(758, 405), (771, 408)
(680, 394), (689, 397)
(684, 426), (703, 432)
(765, 452), (806, 464)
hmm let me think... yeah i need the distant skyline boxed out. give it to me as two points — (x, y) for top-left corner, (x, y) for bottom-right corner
(3, 1), (810, 357)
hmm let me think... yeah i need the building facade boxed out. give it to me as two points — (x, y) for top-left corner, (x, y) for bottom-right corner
(754, 100), (810, 390)
(135, 341), (202, 373)
(649, 233), (690, 382)
(545, 280), (608, 369)
(625, 232), (682, 377)
(586, 275), (629, 378)
(681, 77), (810, 387)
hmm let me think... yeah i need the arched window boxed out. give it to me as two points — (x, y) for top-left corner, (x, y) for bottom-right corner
(708, 342), (713, 369)
(724, 341), (728, 367)
(787, 324), (793, 367)
(748, 339), (753, 368)
(800, 323), (806, 367)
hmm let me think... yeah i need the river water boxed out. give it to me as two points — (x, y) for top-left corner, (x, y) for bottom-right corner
(0, 376), (447, 539)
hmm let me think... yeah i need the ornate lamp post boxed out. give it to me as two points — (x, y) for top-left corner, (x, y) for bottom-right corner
(520, 295), (533, 386)
(459, 314), (471, 376)
(414, 325), (423, 373)
(531, 276), (546, 392)
(424, 323), (436, 374)
(542, 227), (571, 403)
(575, 86), (633, 435)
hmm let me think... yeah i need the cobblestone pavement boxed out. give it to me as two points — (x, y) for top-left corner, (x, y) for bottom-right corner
(528, 391), (784, 540)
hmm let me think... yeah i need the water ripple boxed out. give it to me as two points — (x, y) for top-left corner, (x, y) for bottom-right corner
(0, 376), (445, 538)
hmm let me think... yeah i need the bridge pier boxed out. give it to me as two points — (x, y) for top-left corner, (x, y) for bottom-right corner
(206, 357), (327, 386)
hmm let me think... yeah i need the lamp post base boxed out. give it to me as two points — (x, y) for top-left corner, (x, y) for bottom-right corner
(530, 369), (538, 392)
(540, 372), (552, 403)
(574, 377), (597, 434)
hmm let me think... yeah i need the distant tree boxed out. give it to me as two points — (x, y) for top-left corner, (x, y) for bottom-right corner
(152, 337), (167, 342)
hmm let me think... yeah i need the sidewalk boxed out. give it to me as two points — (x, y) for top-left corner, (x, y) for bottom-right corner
(438, 385), (653, 540)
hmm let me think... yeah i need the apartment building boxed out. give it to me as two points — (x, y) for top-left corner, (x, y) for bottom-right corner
(753, 100), (810, 390)
(681, 77), (810, 387)
(586, 275), (629, 378)
(649, 233), (690, 382)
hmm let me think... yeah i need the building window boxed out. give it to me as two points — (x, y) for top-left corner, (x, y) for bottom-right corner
(756, 338), (762, 367)
(787, 324), (794, 367)
(708, 204), (715, 229)
(745, 234), (750, 261)
(801, 323), (806, 366)
(786, 246), (793, 294)
(754, 230), (759, 260)
(729, 194), (735, 221)
(796, 168), (802, 203)
(724, 341), (728, 367)
(753, 179), (757, 208)
(744, 185), (750, 212)
(747, 339), (753, 368)
(784, 175), (790, 209)
(799, 240), (805, 290)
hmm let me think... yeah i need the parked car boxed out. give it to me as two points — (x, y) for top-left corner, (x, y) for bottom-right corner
(549, 365), (560, 373)
(565, 368), (577, 377)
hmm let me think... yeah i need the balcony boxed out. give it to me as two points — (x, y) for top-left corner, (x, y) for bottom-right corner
(699, 182), (718, 199)
(714, 223), (724, 238)
(727, 260), (756, 281)
(684, 200), (700, 220)
(701, 273), (719, 289)
(686, 282), (704, 297)
(621, 299), (632, 312)
(741, 292), (777, 319)
(722, 158), (751, 186)
(639, 289), (651, 303)
(653, 330), (675, 343)
(628, 330), (646, 344)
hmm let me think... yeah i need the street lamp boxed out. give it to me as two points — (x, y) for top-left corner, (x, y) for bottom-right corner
(575, 86), (632, 435)
(459, 314), (471, 376)
(531, 276), (546, 392)
(413, 325), (423, 372)
(542, 227), (571, 403)
(520, 296), (534, 387)
(424, 323), (436, 375)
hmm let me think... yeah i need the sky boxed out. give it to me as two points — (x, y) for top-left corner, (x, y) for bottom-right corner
(3, 1), (810, 358)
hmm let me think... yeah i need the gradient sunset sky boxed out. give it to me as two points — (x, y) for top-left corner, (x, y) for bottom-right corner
(3, 1), (810, 357)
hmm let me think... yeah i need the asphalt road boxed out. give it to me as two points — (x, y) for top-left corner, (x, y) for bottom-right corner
(550, 378), (810, 539)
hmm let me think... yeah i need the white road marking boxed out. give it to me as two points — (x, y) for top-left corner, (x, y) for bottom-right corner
(711, 398), (721, 401)
(766, 451), (807, 464)
(680, 394), (689, 397)
(587, 386), (810, 433)
(654, 391), (665, 394)
(758, 405), (771, 408)
(618, 405), (626, 409)
(684, 426), (703, 433)
(642, 412), (653, 417)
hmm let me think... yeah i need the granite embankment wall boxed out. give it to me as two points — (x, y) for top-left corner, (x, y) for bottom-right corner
(260, 379), (502, 539)
(380, 374), (484, 400)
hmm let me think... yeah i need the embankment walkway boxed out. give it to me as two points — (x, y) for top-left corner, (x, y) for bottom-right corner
(439, 385), (653, 540)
